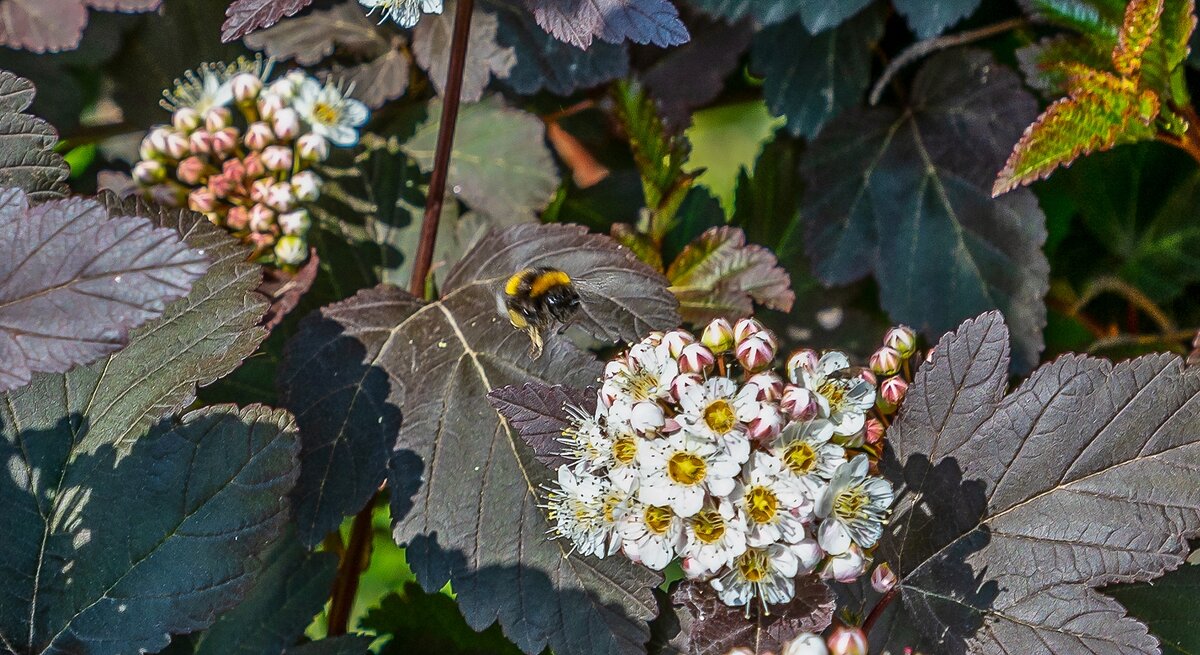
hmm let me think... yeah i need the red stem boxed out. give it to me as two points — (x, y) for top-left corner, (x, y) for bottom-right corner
(862, 586), (898, 636)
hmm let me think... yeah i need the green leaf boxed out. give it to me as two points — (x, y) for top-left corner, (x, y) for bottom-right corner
(1113, 0), (1164, 76)
(1109, 561), (1200, 655)
(0, 70), (68, 199)
(1016, 36), (1113, 94)
(730, 133), (802, 262)
(801, 50), (1049, 370)
(283, 224), (679, 655)
(1018, 0), (1126, 40)
(750, 6), (885, 139)
(403, 96), (561, 221)
(666, 226), (795, 324)
(611, 80), (693, 227)
(362, 584), (525, 655)
(412, 1), (516, 103)
(686, 0), (874, 32)
(0, 402), (298, 655)
(892, 0), (982, 37)
(194, 529), (338, 655)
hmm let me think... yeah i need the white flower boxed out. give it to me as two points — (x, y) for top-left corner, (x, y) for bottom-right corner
(559, 402), (612, 471)
(638, 432), (739, 517)
(676, 376), (759, 463)
(821, 543), (867, 583)
(794, 352), (875, 436)
(601, 429), (642, 493)
(294, 78), (369, 147)
(682, 499), (747, 574)
(604, 342), (678, 405)
(815, 454), (893, 554)
(783, 633), (829, 655)
(771, 418), (845, 484)
(161, 57), (271, 115)
(359, 0), (443, 27)
(732, 452), (812, 547)
(619, 501), (685, 570)
(711, 544), (800, 613)
(544, 466), (625, 558)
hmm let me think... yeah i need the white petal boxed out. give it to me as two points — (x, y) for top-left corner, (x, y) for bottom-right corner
(816, 351), (850, 377)
(674, 487), (704, 517)
(818, 519), (852, 555)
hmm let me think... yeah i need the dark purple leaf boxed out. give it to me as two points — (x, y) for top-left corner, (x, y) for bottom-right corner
(526, 0), (689, 48)
(0, 188), (208, 393)
(258, 250), (319, 330)
(643, 18), (754, 127)
(669, 578), (836, 655)
(666, 226), (795, 325)
(873, 311), (1200, 654)
(0, 71), (68, 200)
(487, 382), (597, 470)
(221, 0), (314, 42)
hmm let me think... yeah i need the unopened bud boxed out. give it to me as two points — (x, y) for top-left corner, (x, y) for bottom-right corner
(132, 160), (166, 185)
(678, 343), (715, 374)
(680, 556), (713, 580)
(782, 633), (829, 655)
(858, 369), (877, 386)
(786, 349), (819, 384)
(172, 107), (201, 133)
(175, 156), (207, 185)
(187, 130), (212, 155)
(630, 401), (665, 434)
(244, 122), (274, 151)
(884, 325), (918, 358)
(870, 347), (902, 377)
(225, 205), (250, 231)
(662, 329), (695, 358)
(274, 235), (308, 265)
(701, 318), (735, 353)
(265, 181), (295, 211)
(210, 127), (239, 156)
(865, 418), (885, 445)
(733, 317), (765, 344)
(670, 373), (702, 402)
(147, 127), (172, 154)
(261, 145), (293, 172)
(746, 404), (783, 442)
(242, 152), (266, 179)
(822, 545), (867, 584)
(881, 376), (908, 406)
(249, 231), (277, 249)
(207, 173), (233, 198)
(204, 106), (232, 132)
(272, 107), (301, 141)
(736, 334), (775, 372)
(746, 371), (783, 401)
(187, 187), (216, 213)
(291, 170), (321, 202)
(278, 209), (311, 236)
(297, 133), (330, 162)
(826, 626), (868, 655)
(231, 72), (263, 104)
(257, 92), (285, 121)
(780, 385), (818, 420)
(871, 562), (897, 593)
(163, 131), (189, 160)
(248, 203), (275, 232)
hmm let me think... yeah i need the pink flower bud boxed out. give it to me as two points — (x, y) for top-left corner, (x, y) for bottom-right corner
(736, 334), (776, 372)
(678, 343), (715, 374)
(204, 106), (232, 132)
(291, 170), (321, 202)
(700, 318), (734, 353)
(881, 376), (908, 406)
(865, 418), (885, 445)
(278, 209), (310, 236)
(782, 632), (829, 655)
(221, 157), (245, 180)
(747, 404), (783, 442)
(206, 173), (233, 199)
(163, 131), (189, 160)
(249, 231), (277, 248)
(261, 145), (294, 172)
(147, 127), (172, 154)
(225, 205), (250, 231)
(869, 347), (902, 377)
(230, 72), (263, 104)
(661, 329), (695, 358)
(786, 349), (819, 384)
(858, 369), (877, 386)
(265, 181), (295, 211)
(132, 160), (166, 185)
(210, 128), (239, 157)
(871, 562), (897, 593)
(187, 130), (212, 155)
(670, 373), (702, 401)
(274, 234), (308, 265)
(248, 204), (275, 233)
(746, 371), (783, 401)
(244, 122), (274, 151)
(680, 556), (712, 580)
(175, 156), (208, 185)
(272, 107), (301, 141)
(733, 317), (765, 344)
(297, 132), (330, 162)
(172, 107), (201, 133)
(826, 626), (868, 655)
(187, 187), (216, 213)
(780, 385), (818, 420)
(629, 400), (665, 434)
(242, 152), (266, 179)
(884, 325), (918, 357)
(249, 178), (273, 203)
(258, 92), (285, 121)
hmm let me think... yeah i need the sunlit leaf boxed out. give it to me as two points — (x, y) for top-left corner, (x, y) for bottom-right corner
(801, 50), (1049, 370)
(221, 0), (314, 41)
(666, 226), (794, 324)
(0, 0), (160, 53)
(667, 579), (835, 655)
(525, 0), (689, 48)
(488, 382), (597, 471)
(867, 311), (1200, 654)
(413, 1), (516, 102)
(0, 70), (68, 199)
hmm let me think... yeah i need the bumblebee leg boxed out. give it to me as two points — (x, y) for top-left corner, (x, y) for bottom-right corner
(526, 326), (544, 359)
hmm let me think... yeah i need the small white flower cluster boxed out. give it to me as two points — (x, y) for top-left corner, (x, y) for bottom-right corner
(359, 0), (443, 27)
(132, 58), (369, 267)
(545, 318), (898, 614)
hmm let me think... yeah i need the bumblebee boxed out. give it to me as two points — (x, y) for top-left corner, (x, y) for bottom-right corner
(501, 266), (581, 358)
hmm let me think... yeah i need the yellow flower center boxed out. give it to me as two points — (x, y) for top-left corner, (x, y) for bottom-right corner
(704, 399), (737, 434)
(834, 487), (869, 521)
(313, 102), (340, 124)
(644, 505), (674, 535)
(690, 509), (726, 544)
(626, 370), (658, 401)
(602, 493), (622, 523)
(613, 437), (637, 465)
(746, 486), (778, 524)
(819, 379), (848, 411)
(667, 451), (707, 486)
(735, 548), (770, 582)
(783, 441), (817, 475)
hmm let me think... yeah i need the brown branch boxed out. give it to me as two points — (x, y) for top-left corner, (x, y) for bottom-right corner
(326, 497), (376, 635)
(862, 586), (898, 636)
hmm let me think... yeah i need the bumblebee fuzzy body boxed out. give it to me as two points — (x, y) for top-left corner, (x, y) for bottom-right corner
(502, 267), (581, 358)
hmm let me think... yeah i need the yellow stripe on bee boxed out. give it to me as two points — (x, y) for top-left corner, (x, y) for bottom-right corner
(529, 270), (572, 298)
(504, 272), (527, 296)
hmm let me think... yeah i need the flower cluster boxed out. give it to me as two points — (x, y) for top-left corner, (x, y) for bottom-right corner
(132, 58), (369, 267)
(359, 0), (443, 27)
(545, 318), (904, 614)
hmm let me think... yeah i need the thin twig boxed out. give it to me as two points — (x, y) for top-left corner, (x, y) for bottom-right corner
(1073, 275), (1177, 336)
(869, 18), (1028, 106)
(325, 0), (476, 635)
